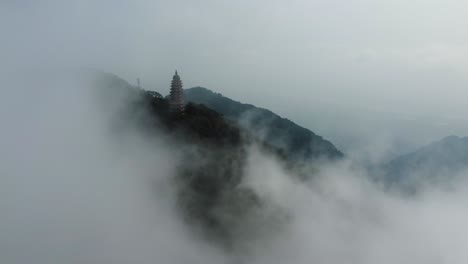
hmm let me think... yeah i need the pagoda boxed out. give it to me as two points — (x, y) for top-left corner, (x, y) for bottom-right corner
(169, 70), (184, 114)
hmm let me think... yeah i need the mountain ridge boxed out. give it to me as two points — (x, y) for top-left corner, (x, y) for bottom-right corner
(184, 86), (343, 162)
(95, 72), (317, 247)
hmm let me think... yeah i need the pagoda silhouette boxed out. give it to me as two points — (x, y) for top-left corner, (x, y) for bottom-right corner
(169, 70), (184, 114)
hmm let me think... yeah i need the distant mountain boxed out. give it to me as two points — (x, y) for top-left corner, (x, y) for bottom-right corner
(384, 135), (468, 188)
(184, 87), (343, 162)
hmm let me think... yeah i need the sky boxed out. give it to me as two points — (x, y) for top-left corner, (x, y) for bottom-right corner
(2, 0), (468, 155)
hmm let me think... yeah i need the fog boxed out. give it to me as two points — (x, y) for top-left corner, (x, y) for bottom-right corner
(0, 74), (228, 263)
(2, 1), (468, 263)
(0, 71), (467, 264)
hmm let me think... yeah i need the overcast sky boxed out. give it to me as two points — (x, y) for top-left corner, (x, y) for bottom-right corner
(5, 2), (468, 263)
(2, 0), (468, 155)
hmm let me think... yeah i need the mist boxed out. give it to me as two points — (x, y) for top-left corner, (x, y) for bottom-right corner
(2, 0), (468, 263)
(0, 72), (236, 263)
(0, 70), (467, 263)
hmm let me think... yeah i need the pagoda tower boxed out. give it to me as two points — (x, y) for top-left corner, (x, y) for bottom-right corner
(169, 70), (184, 114)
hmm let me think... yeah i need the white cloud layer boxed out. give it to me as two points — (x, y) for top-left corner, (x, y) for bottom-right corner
(1, 72), (468, 264)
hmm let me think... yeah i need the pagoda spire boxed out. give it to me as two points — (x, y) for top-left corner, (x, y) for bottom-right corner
(169, 70), (184, 114)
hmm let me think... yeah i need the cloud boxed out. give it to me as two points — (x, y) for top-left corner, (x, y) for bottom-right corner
(0, 72), (228, 263)
(2, 71), (468, 264)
